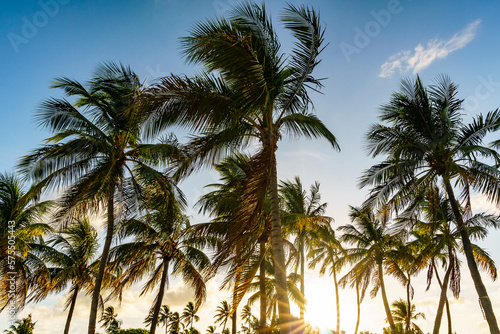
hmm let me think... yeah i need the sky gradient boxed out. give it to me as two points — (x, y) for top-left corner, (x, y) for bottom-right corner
(2, 0), (500, 333)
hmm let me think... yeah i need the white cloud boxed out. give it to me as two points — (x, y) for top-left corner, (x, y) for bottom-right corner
(379, 20), (481, 78)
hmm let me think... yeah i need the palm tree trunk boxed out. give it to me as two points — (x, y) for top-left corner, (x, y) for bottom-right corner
(268, 152), (292, 334)
(354, 282), (360, 334)
(88, 194), (114, 334)
(64, 286), (79, 334)
(259, 240), (267, 334)
(333, 269), (340, 334)
(150, 262), (169, 334)
(299, 239), (305, 327)
(378, 261), (399, 334)
(433, 260), (453, 334)
(444, 180), (500, 334)
(406, 274), (411, 334)
(232, 309), (237, 334)
(432, 256), (453, 334)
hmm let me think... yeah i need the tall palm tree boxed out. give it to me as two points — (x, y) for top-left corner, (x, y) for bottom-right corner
(109, 189), (209, 334)
(193, 154), (272, 334)
(39, 217), (99, 334)
(182, 302), (200, 330)
(408, 187), (498, 334)
(279, 177), (332, 326)
(387, 299), (425, 334)
(0, 173), (53, 312)
(18, 62), (181, 334)
(361, 75), (500, 333)
(339, 206), (405, 334)
(308, 225), (344, 334)
(147, 4), (338, 331)
(214, 300), (232, 333)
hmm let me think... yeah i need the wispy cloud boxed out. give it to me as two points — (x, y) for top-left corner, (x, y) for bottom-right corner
(379, 19), (481, 78)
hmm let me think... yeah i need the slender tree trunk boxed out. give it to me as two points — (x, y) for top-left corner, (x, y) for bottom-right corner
(444, 180), (500, 334)
(406, 274), (411, 334)
(299, 239), (305, 328)
(232, 309), (237, 334)
(150, 261), (169, 334)
(333, 269), (340, 334)
(354, 282), (360, 334)
(445, 295), (452, 334)
(434, 261), (453, 334)
(64, 286), (79, 334)
(432, 257), (453, 334)
(268, 150), (292, 334)
(378, 261), (399, 334)
(259, 240), (267, 334)
(88, 194), (114, 334)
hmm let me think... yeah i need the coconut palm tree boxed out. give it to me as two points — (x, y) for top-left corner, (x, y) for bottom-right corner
(193, 154), (272, 334)
(169, 312), (183, 334)
(38, 217), (99, 334)
(182, 302), (200, 330)
(308, 225), (344, 334)
(214, 300), (232, 334)
(145, 305), (173, 334)
(0, 173), (54, 312)
(387, 299), (425, 334)
(361, 75), (500, 333)
(241, 305), (257, 333)
(100, 306), (121, 334)
(109, 189), (209, 334)
(339, 206), (405, 334)
(279, 177), (332, 326)
(245, 250), (303, 333)
(147, 4), (338, 331)
(407, 187), (498, 334)
(4, 314), (36, 334)
(18, 62), (181, 334)
(205, 326), (217, 334)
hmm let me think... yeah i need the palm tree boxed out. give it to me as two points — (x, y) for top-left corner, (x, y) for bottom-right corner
(361, 75), (500, 333)
(279, 177), (332, 326)
(308, 225), (344, 334)
(145, 305), (173, 334)
(214, 300), (232, 333)
(387, 299), (425, 334)
(4, 314), (36, 334)
(409, 187), (498, 334)
(193, 154), (272, 334)
(339, 206), (405, 334)
(147, 4), (338, 331)
(100, 306), (122, 334)
(0, 173), (53, 312)
(206, 326), (217, 334)
(169, 312), (183, 334)
(245, 251), (304, 333)
(109, 190), (209, 334)
(40, 217), (99, 334)
(182, 302), (200, 330)
(18, 62), (181, 334)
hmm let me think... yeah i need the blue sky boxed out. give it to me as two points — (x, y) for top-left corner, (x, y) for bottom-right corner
(2, 0), (500, 333)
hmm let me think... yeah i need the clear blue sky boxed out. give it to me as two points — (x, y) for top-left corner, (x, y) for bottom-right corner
(2, 1), (500, 333)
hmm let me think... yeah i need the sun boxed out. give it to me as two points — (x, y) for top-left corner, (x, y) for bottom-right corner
(304, 279), (358, 333)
